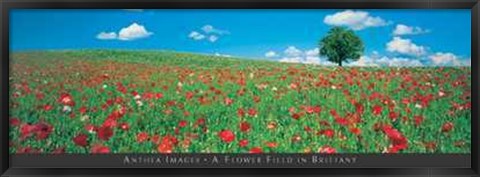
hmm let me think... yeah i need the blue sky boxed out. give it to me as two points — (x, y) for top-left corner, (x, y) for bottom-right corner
(10, 9), (471, 66)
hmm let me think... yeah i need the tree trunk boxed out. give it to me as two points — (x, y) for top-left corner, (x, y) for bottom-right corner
(339, 59), (342, 67)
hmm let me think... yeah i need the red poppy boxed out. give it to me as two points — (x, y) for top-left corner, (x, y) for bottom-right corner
(178, 120), (188, 128)
(73, 133), (88, 147)
(247, 108), (257, 117)
(414, 115), (424, 126)
(52, 147), (66, 154)
(186, 92), (194, 100)
(249, 147), (263, 153)
(155, 93), (164, 99)
(119, 123), (130, 131)
(136, 132), (149, 143)
(318, 145), (336, 154)
(43, 104), (53, 111)
(382, 125), (408, 152)
(20, 124), (36, 139)
(372, 105), (383, 116)
(322, 129), (335, 138)
(79, 106), (87, 114)
(266, 142), (278, 148)
(291, 113), (302, 120)
(10, 118), (20, 127)
(335, 118), (349, 126)
(240, 122), (251, 133)
(349, 127), (361, 136)
(34, 123), (53, 140)
(442, 122), (454, 133)
(304, 106), (320, 114)
(157, 136), (175, 153)
(97, 126), (113, 141)
(196, 118), (206, 125)
(85, 124), (97, 133)
(224, 98), (233, 106)
(237, 108), (245, 117)
(36, 93), (45, 100)
(312, 106), (322, 114)
(58, 93), (75, 106)
(388, 111), (398, 121)
(239, 139), (249, 147)
(91, 145), (110, 154)
(355, 103), (364, 114)
(218, 130), (235, 143)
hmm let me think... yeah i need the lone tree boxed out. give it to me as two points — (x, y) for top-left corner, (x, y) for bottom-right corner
(319, 27), (364, 66)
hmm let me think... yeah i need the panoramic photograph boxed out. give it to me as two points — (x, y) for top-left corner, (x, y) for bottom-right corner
(9, 9), (471, 154)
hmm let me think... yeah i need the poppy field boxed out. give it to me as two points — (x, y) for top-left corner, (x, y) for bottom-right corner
(9, 50), (471, 154)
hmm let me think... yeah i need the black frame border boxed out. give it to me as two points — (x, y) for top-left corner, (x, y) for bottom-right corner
(1, 0), (479, 176)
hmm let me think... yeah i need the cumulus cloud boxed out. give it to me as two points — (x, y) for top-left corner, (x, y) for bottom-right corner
(189, 31), (206, 40)
(189, 25), (229, 43)
(118, 23), (153, 41)
(386, 37), (426, 56)
(393, 24), (430, 36)
(97, 23), (152, 41)
(284, 46), (303, 57)
(272, 46), (332, 65)
(324, 10), (390, 30)
(376, 57), (423, 67)
(429, 52), (470, 66)
(96, 32), (117, 40)
(265, 51), (278, 58)
(344, 54), (423, 67)
(201, 25), (230, 35)
(208, 35), (219, 42)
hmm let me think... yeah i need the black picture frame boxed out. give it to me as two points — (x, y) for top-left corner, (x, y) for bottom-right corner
(1, 0), (478, 176)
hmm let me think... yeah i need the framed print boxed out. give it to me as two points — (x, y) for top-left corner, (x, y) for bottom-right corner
(1, 0), (478, 176)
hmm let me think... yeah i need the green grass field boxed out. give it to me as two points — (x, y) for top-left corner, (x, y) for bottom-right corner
(9, 50), (471, 154)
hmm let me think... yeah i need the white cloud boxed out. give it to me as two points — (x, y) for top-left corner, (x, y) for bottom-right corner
(265, 51), (278, 58)
(208, 35), (219, 42)
(324, 10), (390, 30)
(189, 25), (229, 43)
(344, 54), (423, 67)
(276, 46), (325, 65)
(345, 56), (379, 67)
(284, 46), (303, 57)
(305, 48), (319, 57)
(188, 31), (206, 40)
(377, 57), (423, 67)
(96, 32), (117, 40)
(428, 52), (470, 66)
(96, 23), (152, 41)
(386, 37), (426, 56)
(393, 24), (430, 36)
(202, 25), (230, 35)
(117, 23), (153, 41)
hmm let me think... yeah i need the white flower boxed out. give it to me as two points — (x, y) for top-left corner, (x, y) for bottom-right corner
(331, 85), (337, 90)
(272, 87), (278, 91)
(136, 100), (143, 107)
(177, 82), (183, 87)
(415, 104), (423, 109)
(438, 91), (445, 97)
(63, 106), (72, 113)
(80, 115), (89, 122)
(103, 84), (108, 89)
(134, 95), (141, 100)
